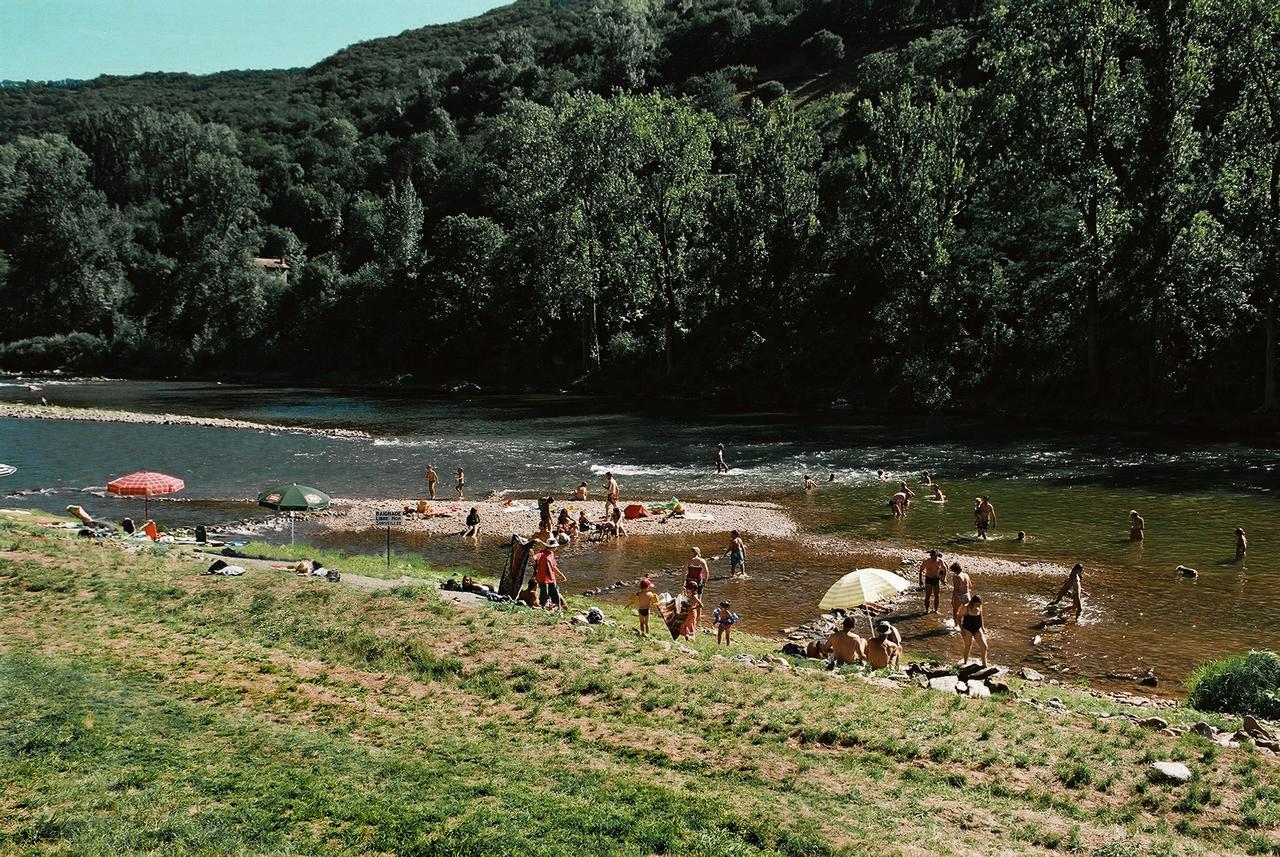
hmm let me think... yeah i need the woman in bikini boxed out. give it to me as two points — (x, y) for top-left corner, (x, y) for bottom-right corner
(949, 561), (972, 628)
(960, 594), (988, 667)
(685, 547), (709, 627)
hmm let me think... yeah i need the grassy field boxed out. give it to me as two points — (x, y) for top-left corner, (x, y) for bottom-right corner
(2, 511), (1279, 856)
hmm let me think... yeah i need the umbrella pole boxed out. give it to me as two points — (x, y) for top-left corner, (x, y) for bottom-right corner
(291, 512), (295, 545)
(144, 496), (149, 522)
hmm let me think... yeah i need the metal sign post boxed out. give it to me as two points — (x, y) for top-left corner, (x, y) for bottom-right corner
(374, 511), (403, 570)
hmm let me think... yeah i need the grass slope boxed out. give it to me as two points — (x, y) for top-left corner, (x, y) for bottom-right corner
(2, 512), (1279, 855)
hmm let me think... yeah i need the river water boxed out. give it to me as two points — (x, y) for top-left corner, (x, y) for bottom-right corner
(3, 376), (1278, 691)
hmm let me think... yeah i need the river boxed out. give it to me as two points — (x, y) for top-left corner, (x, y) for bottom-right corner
(3, 376), (1278, 691)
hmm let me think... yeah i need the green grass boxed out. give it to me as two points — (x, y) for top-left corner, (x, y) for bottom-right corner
(2, 511), (1280, 855)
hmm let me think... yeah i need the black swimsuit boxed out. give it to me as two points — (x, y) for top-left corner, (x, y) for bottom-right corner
(961, 612), (983, 633)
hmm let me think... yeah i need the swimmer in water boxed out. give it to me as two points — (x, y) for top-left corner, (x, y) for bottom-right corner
(803, 475), (817, 491)
(976, 496), (996, 540)
(921, 470), (932, 485)
(931, 483), (945, 502)
(715, 443), (729, 473)
(1236, 527), (1247, 560)
(877, 470), (889, 482)
(1015, 530), (1026, 543)
(1129, 510), (1144, 541)
(828, 472), (837, 482)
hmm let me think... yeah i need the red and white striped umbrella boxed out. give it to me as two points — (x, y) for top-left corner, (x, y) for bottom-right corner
(107, 471), (185, 520)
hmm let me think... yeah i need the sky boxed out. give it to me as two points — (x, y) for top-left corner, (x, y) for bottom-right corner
(0, 0), (509, 81)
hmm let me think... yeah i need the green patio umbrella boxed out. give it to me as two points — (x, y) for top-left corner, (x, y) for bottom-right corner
(258, 483), (330, 544)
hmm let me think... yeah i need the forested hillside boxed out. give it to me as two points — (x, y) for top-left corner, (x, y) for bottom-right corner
(1, 0), (1277, 415)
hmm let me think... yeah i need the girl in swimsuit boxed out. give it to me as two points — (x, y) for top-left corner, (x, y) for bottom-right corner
(960, 594), (988, 667)
(685, 547), (709, 626)
(679, 585), (703, 640)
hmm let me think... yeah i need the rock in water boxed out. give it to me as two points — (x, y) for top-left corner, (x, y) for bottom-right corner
(1149, 761), (1192, 784)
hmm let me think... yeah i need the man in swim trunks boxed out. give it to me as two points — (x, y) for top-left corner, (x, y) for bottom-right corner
(728, 531), (746, 577)
(889, 491), (909, 517)
(715, 443), (729, 473)
(976, 496), (996, 539)
(864, 621), (902, 670)
(1050, 563), (1085, 621)
(822, 617), (865, 665)
(1129, 510), (1144, 541)
(919, 549), (946, 613)
(574, 482), (588, 501)
(949, 561), (972, 627)
(426, 465), (438, 500)
(603, 472), (620, 518)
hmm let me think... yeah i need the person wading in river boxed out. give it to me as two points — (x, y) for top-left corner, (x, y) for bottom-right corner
(949, 561), (973, 628)
(1050, 563), (1086, 622)
(1129, 510), (1145, 541)
(455, 467), (465, 500)
(919, 549), (946, 614)
(1237, 527), (1248, 560)
(714, 443), (729, 473)
(960, 594), (989, 667)
(728, 530), (746, 578)
(976, 496), (996, 540)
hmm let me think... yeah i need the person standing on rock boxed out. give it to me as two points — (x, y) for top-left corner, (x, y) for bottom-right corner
(715, 443), (729, 473)
(959, 594), (988, 667)
(919, 549), (946, 614)
(949, 561), (973, 628)
(426, 465), (439, 500)
(1049, 563), (1085, 622)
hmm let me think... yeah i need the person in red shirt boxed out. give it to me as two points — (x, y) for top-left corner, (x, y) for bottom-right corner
(534, 545), (566, 611)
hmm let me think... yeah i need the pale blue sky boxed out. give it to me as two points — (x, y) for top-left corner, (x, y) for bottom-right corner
(0, 0), (509, 81)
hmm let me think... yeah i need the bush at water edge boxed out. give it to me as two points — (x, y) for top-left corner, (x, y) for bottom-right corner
(1188, 650), (1280, 719)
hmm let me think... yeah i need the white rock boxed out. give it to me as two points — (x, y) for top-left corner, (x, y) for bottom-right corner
(1149, 761), (1192, 783)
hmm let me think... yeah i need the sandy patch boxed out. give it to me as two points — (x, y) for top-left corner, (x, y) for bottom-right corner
(301, 497), (797, 539)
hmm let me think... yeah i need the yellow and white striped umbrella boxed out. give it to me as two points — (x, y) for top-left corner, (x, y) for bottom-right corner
(818, 568), (910, 610)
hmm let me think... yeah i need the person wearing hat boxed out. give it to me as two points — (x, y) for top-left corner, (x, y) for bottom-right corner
(627, 578), (660, 635)
(865, 620), (902, 671)
(918, 549), (946, 614)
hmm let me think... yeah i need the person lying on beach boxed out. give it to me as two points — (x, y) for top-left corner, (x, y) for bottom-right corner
(574, 482), (588, 501)
(822, 617), (866, 666)
(460, 575), (493, 595)
(864, 621), (902, 671)
(1236, 527), (1247, 560)
(66, 505), (95, 527)
(1049, 563), (1085, 621)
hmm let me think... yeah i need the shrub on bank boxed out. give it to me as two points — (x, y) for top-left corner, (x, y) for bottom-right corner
(1188, 650), (1280, 718)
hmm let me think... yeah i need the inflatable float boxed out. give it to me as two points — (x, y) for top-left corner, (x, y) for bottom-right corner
(0, 464), (15, 477)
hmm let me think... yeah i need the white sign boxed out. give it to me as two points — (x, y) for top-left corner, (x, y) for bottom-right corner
(374, 511), (403, 528)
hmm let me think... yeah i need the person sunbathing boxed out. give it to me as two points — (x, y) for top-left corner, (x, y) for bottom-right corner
(822, 617), (866, 665)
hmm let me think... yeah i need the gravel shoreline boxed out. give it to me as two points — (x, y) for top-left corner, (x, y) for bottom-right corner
(301, 497), (797, 538)
(0, 402), (370, 439)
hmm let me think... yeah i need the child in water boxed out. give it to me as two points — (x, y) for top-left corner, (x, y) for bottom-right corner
(628, 579), (660, 635)
(714, 601), (739, 645)
(463, 507), (480, 539)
